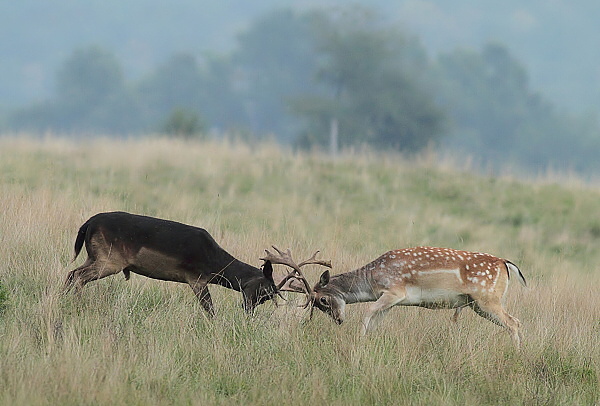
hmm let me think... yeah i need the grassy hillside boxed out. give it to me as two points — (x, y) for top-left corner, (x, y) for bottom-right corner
(0, 136), (598, 405)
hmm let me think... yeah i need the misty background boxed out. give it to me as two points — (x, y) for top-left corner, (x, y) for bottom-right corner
(2, 0), (599, 174)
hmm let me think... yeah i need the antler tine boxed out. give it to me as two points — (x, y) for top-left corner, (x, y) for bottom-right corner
(261, 246), (297, 270)
(270, 245), (289, 258)
(294, 250), (331, 310)
(275, 272), (305, 291)
(297, 250), (332, 269)
(298, 295), (313, 309)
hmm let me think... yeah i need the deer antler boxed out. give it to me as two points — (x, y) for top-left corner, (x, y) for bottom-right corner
(298, 250), (332, 269)
(261, 245), (331, 307)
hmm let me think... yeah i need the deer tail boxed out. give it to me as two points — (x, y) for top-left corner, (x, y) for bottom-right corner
(506, 260), (527, 287)
(72, 219), (90, 262)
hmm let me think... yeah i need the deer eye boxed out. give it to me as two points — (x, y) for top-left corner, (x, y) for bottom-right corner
(319, 297), (329, 307)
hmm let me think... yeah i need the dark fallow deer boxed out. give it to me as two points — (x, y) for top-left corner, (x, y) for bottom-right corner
(274, 247), (527, 348)
(65, 211), (282, 315)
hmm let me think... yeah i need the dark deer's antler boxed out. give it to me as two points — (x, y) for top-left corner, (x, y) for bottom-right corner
(261, 245), (331, 308)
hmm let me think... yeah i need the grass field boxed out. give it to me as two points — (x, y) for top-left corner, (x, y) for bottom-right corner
(0, 136), (599, 405)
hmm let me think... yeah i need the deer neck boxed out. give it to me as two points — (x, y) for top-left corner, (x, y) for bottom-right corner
(328, 267), (378, 304)
(208, 258), (262, 291)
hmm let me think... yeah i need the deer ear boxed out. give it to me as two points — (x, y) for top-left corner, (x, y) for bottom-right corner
(262, 260), (274, 282)
(318, 270), (330, 287)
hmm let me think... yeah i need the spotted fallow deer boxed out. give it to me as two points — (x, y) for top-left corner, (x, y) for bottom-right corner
(65, 212), (283, 316)
(273, 247), (527, 348)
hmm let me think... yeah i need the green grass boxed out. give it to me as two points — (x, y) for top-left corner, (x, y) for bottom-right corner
(0, 282), (7, 314)
(0, 136), (599, 405)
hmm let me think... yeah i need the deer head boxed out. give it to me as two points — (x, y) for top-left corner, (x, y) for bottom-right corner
(310, 270), (347, 324)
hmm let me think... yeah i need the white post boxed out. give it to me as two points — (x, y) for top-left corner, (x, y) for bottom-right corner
(329, 117), (338, 157)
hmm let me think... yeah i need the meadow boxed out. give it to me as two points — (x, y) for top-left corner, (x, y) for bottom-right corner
(0, 136), (598, 405)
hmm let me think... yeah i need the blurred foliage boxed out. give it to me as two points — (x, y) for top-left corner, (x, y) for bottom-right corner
(232, 8), (322, 143)
(10, 46), (141, 134)
(292, 8), (444, 152)
(5, 6), (600, 174)
(436, 43), (600, 173)
(137, 54), (204, 121)
(162, 108), (205, 139)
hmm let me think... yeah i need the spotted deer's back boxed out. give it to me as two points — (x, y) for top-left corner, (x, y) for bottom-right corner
(366, 247), (506, 292)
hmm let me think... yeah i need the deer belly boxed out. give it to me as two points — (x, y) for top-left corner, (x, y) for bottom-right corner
(131, 247), (188, 283)
(403, 285), (469, 309)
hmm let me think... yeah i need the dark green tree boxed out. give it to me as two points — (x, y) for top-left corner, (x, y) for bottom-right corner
(436, 42), (600, 172)
(10, 46), (139, 133)
(437, 44), (530, 153)
(161, 107), (205, 139)
(56, 46), (140, 132)
(137, 53), (203, 123)
(292, 9), (444, 152)
(57, 46), (124, 107)
(198, 54), (246, 132)
(231, 8), (323, 141)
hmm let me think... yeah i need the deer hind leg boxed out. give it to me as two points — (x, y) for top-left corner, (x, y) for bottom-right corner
(64, 258), (123, 292)
(64, 257), (93, 291)
(470, 299), (522, 349)
(188, 279), (215, 318)
(361, 290), (406, 335)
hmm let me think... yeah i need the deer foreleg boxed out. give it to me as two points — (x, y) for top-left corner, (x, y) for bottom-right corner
(361, 291), (405, 335)
(189, 280), (215, 317)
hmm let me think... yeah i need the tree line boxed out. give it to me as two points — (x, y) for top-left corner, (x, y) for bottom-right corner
(6, 7), (600, 173)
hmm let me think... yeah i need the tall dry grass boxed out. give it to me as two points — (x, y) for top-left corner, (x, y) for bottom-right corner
(0, 136), (598, 405)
